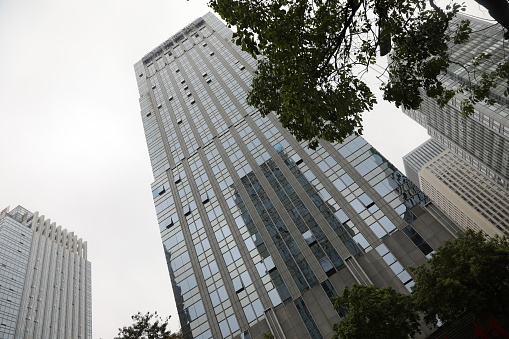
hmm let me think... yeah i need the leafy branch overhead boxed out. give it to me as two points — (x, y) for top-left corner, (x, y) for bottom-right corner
(209, 0), (509, 148)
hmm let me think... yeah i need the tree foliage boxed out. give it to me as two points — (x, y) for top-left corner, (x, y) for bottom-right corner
(115, 312), (182, 339)
(332, 284), (421, 339)
(208, 0), (509, 148)
(411, 230), (509, 326)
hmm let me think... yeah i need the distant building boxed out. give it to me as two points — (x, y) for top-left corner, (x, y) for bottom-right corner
(135, 12), (460, 339)
(403, 139), (446, 189)
(402, 14), (509, 190)
(0, 206), (92, 339)
(418, 150), (508, 236)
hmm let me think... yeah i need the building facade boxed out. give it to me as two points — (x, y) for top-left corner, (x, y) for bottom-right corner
(135, 13), (460, 339)
(403, 139), (446, 190)
(402, 14), (509, 190)
(0, 206), (92, 339)
(418, 149), (509, 236)
(404, 139), (509, 236)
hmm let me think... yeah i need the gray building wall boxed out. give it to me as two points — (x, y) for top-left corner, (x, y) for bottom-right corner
(135, 12), (459, 339)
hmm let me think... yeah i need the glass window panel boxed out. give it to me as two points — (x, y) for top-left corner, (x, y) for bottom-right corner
(353, 233), (369, 249)
(390, 261), (404, 275)
(379, 216), (396, 233)
(252, 299), (264, 317)
(375, 244), (389, 256)
(350, 199), (365, 213)
(332, 178), (346, 191)
(318, 256), (334, 273)
(218, 285), (228, 301)
(243, 304), (256, 323)
(268, 288), (282, 307)
(382, 252), (396, 266)
(227, 314), (239, 333)
(240, 271), (252, 286)
(398, 270), (412, 284)
(219, 319), (230, 337)
(210, 291), (220, 307)
(370, 222), (387, 239)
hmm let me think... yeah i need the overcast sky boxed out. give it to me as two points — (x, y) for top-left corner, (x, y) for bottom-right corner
(0, 1), (492, 338)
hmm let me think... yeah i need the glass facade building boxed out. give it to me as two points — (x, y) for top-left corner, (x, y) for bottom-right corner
(402, 14), (509, 190)
(0, 206), (92, 339)
(135, 13), (460, 339)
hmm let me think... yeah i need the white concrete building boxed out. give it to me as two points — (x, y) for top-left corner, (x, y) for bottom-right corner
(0, 205), (91, 339)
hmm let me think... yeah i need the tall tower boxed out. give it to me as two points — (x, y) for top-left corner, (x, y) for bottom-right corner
(404, 141), (509, 236)
(402, 14), (509, 190)
(0, 206), (92, 339)
(135, 13), (459, 339)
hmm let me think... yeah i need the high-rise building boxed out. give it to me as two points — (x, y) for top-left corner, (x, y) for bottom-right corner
(402, 14), (509, 190)
(403, 139), (446, 190)
(404, 139), (509, 236)
(419, 149), (508, 235)
(135, 13), (460, 339)
(0, 206), (92, 339)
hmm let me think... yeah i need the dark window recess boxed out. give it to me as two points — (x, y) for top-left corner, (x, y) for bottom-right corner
(366, 202), (375, 208)
(296, 159), (304, 165)
(201, 193), (209, 204)
(402, 225), (433, 255)
(166, 218), (175, 229)
(294, 297), (324, 339)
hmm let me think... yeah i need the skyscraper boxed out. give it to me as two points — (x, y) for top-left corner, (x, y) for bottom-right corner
(0, 205), (92, 339)
(403, 139), (446, 190)
(135, 13), (460, 339)
(402, 14), (509, 190)
(404, 139), (509, 235)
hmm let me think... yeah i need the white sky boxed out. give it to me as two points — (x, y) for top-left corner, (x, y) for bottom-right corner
(0, 1), (492, 338)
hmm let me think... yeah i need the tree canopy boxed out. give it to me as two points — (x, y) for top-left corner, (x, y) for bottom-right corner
(332, 284), (421, 339)
(411, 230), (509, 326)
(115, 312), (182, 339)
(330, 231), (509, 338)
(208, 0), (509, 148)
